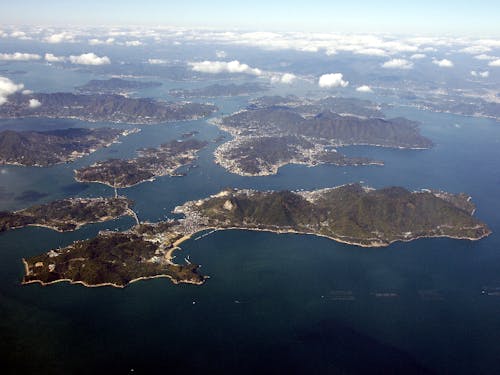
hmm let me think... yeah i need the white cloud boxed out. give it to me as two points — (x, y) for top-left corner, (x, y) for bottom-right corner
(44, 53), (66, 63)
(125, 40), (142, 47)
(44, 32), (74, 44)
(356, 85), (373, 93)
(488, 59), (500, 67)
(0, 76), (24, 105)
(410, 53), (426, 59)
(471, 70), (489, 78)
(433, 58), (454, 68)
(318, 73), (349, 88)
(22, 89), (33, 95)
(189, 60), (262, 76)
(148, 58), (168, 64)
(89, 38), (115, 45)
(381, 58), (413, 69)
(10, 31), (30, 40)
(271, 73), (297, 84)
(29, 98), (41, 108)
(474, 54), (496, 60)
(354, 48), (387, 57)
(215, 50), (227, 58)
(69, 53), (111, 65)
(0, 52), (41, 61)
(460, 45), (491, 54)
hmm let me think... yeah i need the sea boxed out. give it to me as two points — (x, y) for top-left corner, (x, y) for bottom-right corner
(1, 63), (500, 374)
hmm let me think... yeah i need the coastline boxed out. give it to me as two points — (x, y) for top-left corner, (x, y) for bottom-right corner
(21, 224), (490, 289)
(22, 258), (205, 288)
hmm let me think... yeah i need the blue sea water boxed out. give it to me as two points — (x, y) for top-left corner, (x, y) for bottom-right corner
(0, 77), (500, 374)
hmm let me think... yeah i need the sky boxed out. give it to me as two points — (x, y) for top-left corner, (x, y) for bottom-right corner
(0, 0), (499, 36)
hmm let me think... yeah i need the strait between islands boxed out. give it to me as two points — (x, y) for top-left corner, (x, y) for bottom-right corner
(22, 184), (491, 288)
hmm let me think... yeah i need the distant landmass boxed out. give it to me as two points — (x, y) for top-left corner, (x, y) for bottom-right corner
(249, 95), (385, 118)
(22, 184), (490, 288)
(0, 196), (134, 233)
(170, 82), (268, 98)
(0, 127), (138, 166)
(76, 78), (162, 94)
(0, 92), (217, 124)
(75, 138), (208, 188)
(212, 96), (431, 175)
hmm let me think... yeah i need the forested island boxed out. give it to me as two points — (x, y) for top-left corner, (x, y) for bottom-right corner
(75, 138), (208, 188)
(0, 196), (134, 233)
(212, 96), (431, 175)
(0, 92), (216, 124)
(23, 184), (490, 288)
(0, 127), (138, 166)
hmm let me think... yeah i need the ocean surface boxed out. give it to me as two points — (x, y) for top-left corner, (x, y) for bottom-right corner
(1, 72), (500, 374)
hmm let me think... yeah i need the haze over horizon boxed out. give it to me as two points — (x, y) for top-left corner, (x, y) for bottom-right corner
(1, 0), (499, 36)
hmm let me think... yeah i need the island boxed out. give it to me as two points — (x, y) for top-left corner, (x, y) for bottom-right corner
(74, 138), (208, 188)
(211, 96), (432, 175)
(0, 196), (134, 233)
(215, 135), (383, 176)
(23, 221), (206, 287)
(22, 184), (490, 288)
(170, 82), (268, 98)
(0, 92), (217, 124)
(0, 127), (139, 166)
(76, 78), (162, 94)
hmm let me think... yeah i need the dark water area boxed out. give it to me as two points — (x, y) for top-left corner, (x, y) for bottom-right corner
(1, 84), (500, 374)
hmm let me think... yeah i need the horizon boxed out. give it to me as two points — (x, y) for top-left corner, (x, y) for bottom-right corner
(1, 0), (499, 37)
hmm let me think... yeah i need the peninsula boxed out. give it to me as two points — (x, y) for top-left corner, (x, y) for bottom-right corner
(0, 92), (217, 124)
(74, 138), (208, 188)
(0, 127), (138, 167)
(22, 184), (490, 288)
(0, 196), (134, 233)
(212, 96), (432, 176)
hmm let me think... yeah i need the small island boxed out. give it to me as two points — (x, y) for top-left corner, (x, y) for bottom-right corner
(0, 127), (138, 167)
(0, 196), (134, 233)
(22, 184), (490, 288)
(23, 221), (206, 287)
(75, 138), (208, 188)
(211, 96), (431, 176)
(0, 92), (217, 124)
(170, 82), (268, 98)
(76, 78), (162, 94)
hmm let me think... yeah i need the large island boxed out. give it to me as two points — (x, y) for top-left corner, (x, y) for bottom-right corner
(212, 96), (432, 175)
(75, 138), (208, 188)
(23, 184), (490, 288)
(0, 92), (217, 124)
(0, 127), (138, 166)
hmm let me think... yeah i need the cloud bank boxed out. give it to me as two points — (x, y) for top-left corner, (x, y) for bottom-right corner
(0, 52), (41, 61)
(189, 60), (262, 76)
(318, 73), (349, 88)
(488, 59), (500, 67)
